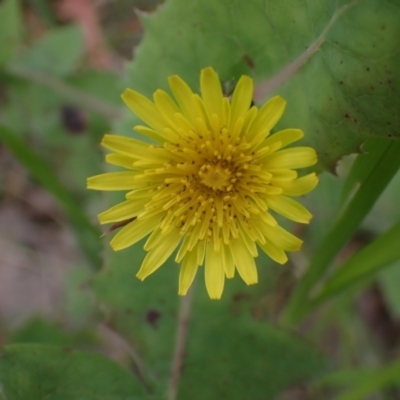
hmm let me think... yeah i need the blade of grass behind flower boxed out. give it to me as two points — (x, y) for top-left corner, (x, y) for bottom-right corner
(339, 138), (392, 208)
(281, 139), (400, 327)
(0, 124), (101, 268)
(311, 219), (400, 305)
(334, 359), (400, 400)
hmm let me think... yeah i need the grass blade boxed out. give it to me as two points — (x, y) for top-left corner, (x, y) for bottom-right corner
(281, 139), (400, 327)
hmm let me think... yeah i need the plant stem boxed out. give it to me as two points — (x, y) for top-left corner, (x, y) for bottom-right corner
(168, 287), (194, 400)
(7, 64), (122, 120)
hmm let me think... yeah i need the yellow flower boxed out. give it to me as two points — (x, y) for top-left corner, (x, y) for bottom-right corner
(87, 67), (318, 299)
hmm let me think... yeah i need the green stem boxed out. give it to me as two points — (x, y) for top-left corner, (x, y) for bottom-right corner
(7, 63), (122, 120)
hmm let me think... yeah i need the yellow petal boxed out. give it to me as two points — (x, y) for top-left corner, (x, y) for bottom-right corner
(110, 214), (161, 251)
(168, 75), (204, 125)
(205, 243), (225, 299)
(200, 67), (224, 124)
(98, 198), (148, 224)
(268, 169), (298, 180)
(197, 239), (207, 266)
(121, 89), (168, 139)
(258, 240), (288, 264)
(274, 173), (319, 196)
(105, 153), (135, 169)
(230, 237), (258, 285)
(229, 75), (253, 131)
(266, 195), (312, 223)
(264, 147), (318, 169)
(246, 96), (286, 140)
(178, 248), (199, 296)
(137, 228), (182, 280)
(101, 134), (148, 157)
(253, 221), (303, 251)
(133, 125), (167, 142)
(125, 188), (155, 200)
(87, 172), (138, 191)
(222, 245), (235, 278)
(175, 234), (192, 263)
(153, 89), (181, 130)
(263, 129), (304, 150)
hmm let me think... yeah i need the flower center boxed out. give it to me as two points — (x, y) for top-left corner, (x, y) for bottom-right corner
(198, 162), (232, 191)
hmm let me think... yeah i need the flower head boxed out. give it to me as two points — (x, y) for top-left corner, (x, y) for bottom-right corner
(87, 67), (318, 299)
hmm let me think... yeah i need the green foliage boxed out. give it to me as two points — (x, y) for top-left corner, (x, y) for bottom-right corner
(180, 313), (327, 399)
(334, 360), (400, 400)
(121, 0), (400, 172)
(314, 218), (400, 304)
(282, 139), (400, 325)
(0, 344), (146, 400)
(95, 242), (328, 398)
(9, 318), (72, 346)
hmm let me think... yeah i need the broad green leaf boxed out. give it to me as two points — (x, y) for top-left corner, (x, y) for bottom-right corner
(0, 125), (101, 268)
(118, 0), (400, 172)
(335, 359), (400, 400)
(312, 218), (400, 305)
(94, 236), (328, 398)
(0, 0), (22, 66)
(281, 139), (400, 326)
(179, 311), (328, 400)
(0, 344), (145, 400)
(93, 239), (179, 392)
(10, 25), (84, 77)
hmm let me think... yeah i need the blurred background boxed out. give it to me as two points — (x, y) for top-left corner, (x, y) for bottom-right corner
(0, 0), (163, 346)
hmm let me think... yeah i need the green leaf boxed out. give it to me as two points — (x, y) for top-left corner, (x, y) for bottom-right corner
(119, 0), (400, 171)
(0, 0), (22, 66)
(94, 238), (328, 398)
(93, 241), (183, 391)
(335, 359), (400, 400)
(0, 124), (101, 268)
(11, 25), (84, 77)
(312, 218), (400, 305)
(179, 312), (328, 400)
(281, 139), (400, 326)
(0, 344), (145, 400)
